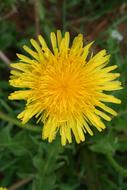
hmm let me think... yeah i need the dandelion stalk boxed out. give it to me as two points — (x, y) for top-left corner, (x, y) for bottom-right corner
(84, 148), (102, 190)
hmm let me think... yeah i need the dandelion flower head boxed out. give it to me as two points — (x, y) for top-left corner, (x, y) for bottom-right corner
(9, 30), (122, 145)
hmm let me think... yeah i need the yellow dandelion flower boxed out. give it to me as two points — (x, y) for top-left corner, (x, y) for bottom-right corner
(9, 30), (122, 145)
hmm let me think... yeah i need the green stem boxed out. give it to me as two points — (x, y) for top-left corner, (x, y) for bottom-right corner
(0, 99), (13, 113)
(107, 154), (127, 177)
(84, 148), (102, 190)
(0, 111), (41, 132)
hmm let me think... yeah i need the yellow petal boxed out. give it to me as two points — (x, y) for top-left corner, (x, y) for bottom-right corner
(23, 45), (39, 60)
(57, 30), (62, 49)
(50, 32), (58, 54)
(16, 53), (32, 63)
(38, 35), (48, 48)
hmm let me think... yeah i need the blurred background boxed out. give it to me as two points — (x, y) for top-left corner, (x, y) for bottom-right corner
(0, 0), (127, 189)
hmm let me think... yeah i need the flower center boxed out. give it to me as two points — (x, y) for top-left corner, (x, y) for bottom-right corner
(38, 56), (86, 121)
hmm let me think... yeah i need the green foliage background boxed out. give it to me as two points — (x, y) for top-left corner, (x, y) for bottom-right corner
(0, 0), (127, 189)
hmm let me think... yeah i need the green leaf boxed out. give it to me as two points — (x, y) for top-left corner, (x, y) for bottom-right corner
(90, 134), (118, 155)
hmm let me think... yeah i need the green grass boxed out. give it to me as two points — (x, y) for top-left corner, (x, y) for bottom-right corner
(0, 0), (127, 189)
